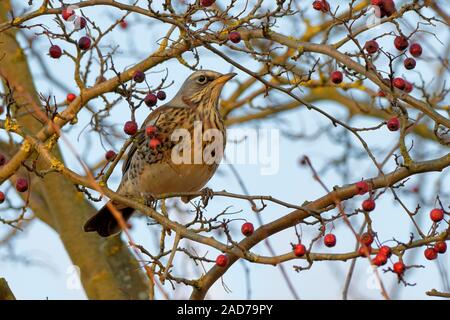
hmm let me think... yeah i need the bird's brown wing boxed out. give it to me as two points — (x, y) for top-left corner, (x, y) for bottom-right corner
(121, 105), (189, 175)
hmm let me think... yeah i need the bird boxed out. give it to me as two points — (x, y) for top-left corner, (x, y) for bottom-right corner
(84, 70), (236, 237)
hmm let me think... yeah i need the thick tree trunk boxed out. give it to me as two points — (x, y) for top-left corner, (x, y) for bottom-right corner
(0, 1), (148, 299)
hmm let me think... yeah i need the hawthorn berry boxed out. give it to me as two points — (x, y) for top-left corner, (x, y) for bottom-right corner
(404, 81), (413, 93)
(394, 36), (409, 51)
(0, 191), (5, 204)
(78, 36), (92, 50)
(355, 181), (369, 195)
(393, 77), (406, 90)
(364, 40), (379, 55)
(157, 91), (167, 101)
(430, 208), (444, 222)
(144, 93), (158, 107)
(0, 154), (5, 166)
(377, 90), (386, 97)
(120, 20), (128, 29)
(16, 178), (28, 193)
(359, 245), (372, 257)
(372, 253), (388, 266)
(228, 32), (241, 44)
(361, 232), (374, 246)
(330, 71), (343, 84)
(424, 248), (437, 260)
(200, 0), (215, 7)
(312, 0), (330, 12)
(434, 241), (447, 254)
(324, 233), (336, 247)
(145, 125), (158, 136)
(61, 7), (75, 21)
(105, 150), (116, 161)
(241, 222), (254, 237)
(362, 199), (376, 212)
(371, 0), (383, 5)
(49, 45), (62, 59)
(294, 243), (307, 257)
(379, 245), (392, 258)
(75, 16), (87, 29)
(215, 254), (229, 267)
(409, 43), (422, 57)
(393, 261), (406, 275)
(387, 117), (400, 131)
(133, 71), (146, 83)
(124, 121), (138, 135)
(67, 93), (76, 102)
(149, 138), (161, 150)
(382, 0), (396, 17)
(404, 58), (416, 70)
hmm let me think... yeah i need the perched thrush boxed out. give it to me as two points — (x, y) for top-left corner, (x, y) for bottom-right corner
(84, 70), (236, 237)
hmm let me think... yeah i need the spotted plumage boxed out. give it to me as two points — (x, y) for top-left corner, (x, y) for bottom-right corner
(84, 70), (236, 237)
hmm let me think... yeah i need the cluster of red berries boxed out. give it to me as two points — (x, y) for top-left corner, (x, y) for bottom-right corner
(145, 125), (161, 150)
(144, 91), (166, 107)
(312, 0), (330, 13)
(424, 241), (447, 261)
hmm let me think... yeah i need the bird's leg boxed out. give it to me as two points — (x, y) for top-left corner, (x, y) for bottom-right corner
(142, 192), (157, 209)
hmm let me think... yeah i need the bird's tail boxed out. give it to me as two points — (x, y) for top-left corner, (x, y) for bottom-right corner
(83, 201), (134, 237)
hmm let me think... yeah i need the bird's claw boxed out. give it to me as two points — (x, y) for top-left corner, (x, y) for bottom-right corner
(200, 187), (214, 207)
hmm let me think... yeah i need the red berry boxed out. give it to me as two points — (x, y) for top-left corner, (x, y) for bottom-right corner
(394, 36), (409, 51)
(149, 138), (161, 150)
(364, 40), (379, 54)
(404, 81), (413, 93)
(105, 150), (116, 161)
(16, 178), (28, 193)
(377, 90), (386, 97)
(66, 93), (76, 102)
(434, 241), (447, 254)
(78, 37), (92, 50)
(424, 248), (438, 260)
(404, 58), (416, 70)
(200, 0), (215, 7)
(324, 233), (336, 247)
(241, 222), (254, 236)
(393, 77), (406, 90)
(387, 117), (400, 131)
(120, 20), (128, 29)
(312, 0), (330, 12)
(157, 91), (166, 101)
(0, 191), (5, 204)
(372, 253), (388, 266)
(228, 32), (241, 44)
(215, 254), (229, 267)
(361, 232), (374, 246)
(393, 261), (405, 275)
(294, 243), (307, 257)
(61, 7), (75, 21)
(49, 45), (62, 59)
(371, 0), (383, 5)
(409, 43), (422, 57)
(133, 71), (146, 83)
(144, 93), (158, 107)
(330, 71), (343, 84)
(359, 245), (372, 257)
(145, 125), (158, 136)
(124, 121), (138, 135)
(379, 246), (392, 258)
(0, 154), (5, 166)
(75, 16), (86, 29)
(362, 199), (376, 212)
(430, 208), (444, 222)
(355, 181), (369, 195)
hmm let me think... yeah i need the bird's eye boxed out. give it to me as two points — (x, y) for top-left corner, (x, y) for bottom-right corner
(197, 75), (208, 84)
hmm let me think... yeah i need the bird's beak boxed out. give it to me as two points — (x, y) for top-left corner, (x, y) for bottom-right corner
(214, 72), (237, 84)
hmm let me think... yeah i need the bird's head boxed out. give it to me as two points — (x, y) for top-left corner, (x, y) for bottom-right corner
(171, 70), (236, 108)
